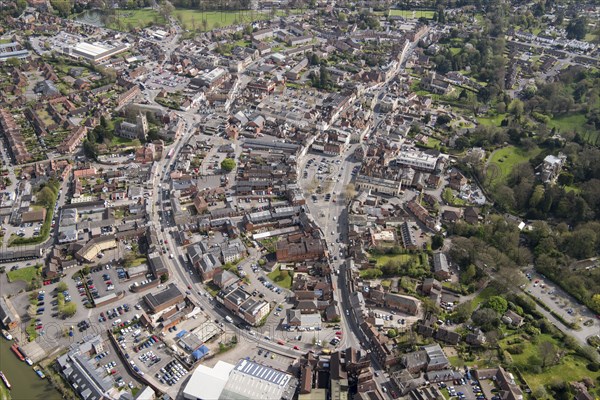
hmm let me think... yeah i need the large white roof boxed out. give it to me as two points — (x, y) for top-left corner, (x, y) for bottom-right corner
(73, 42), (111, 57)
(183, 360), (234, 400)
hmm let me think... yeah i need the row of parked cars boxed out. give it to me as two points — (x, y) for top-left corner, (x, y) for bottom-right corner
(134, 335), (160, 352)
(157, 360), (188, 386)
(258, 276), (282, 294)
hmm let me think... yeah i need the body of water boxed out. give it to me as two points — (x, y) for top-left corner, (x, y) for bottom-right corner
(73, 10), (106, 27)
(0, 337), (62, 400)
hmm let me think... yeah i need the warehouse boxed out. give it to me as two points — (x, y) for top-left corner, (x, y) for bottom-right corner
(68, 41), (130, 63)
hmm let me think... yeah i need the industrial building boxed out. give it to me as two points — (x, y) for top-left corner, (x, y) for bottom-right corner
(183, 359), (298, 400)
(60, 38), (130, 63)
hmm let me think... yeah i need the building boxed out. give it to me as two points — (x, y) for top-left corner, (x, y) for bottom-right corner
(67, 41), (130, 63)
(397, 149), (440, 172)
(56, 335), (114, 400)
(0, 297), (19, 330)
(183, 360), (234, 400)
(118, 113), (148, 140)
(183, 359), (297, 400)
(384, 293), (420, 315)
(74, 235), (117, 262)
(355, 174), (403, 197)
(541, 153), (566, 184)
(276, 236), (326, 263)
(217, 285), (271, 326)
(143, 284), (184, 313)
(432, 252), (450, 280)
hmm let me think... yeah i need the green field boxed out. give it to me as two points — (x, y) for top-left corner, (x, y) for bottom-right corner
(173, 9), (270, 31)
(388, 9), (435, 19)
(547, 113), (600, 144)
(499, 333), (600, 395)
(486, 145), (541, 185)
(105, 9), (165, 30)
(472, 285), (499, 307)
(548, 113), (587, 133)
(370, 253), (422, 267)
(268, 266), (293, 289)
(7, 265), (40, 283)
(477, 113), (507, 127)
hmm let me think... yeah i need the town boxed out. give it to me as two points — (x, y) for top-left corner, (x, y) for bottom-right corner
(0, 0), (599, 400)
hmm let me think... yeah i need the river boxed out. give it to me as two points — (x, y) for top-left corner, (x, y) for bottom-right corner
(0, 337), (62, 400)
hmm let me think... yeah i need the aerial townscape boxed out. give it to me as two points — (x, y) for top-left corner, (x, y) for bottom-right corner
(0, 0), (600, 399)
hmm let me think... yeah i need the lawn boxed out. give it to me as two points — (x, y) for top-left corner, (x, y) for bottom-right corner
(486, 145), (541, 185)
(388, 9), (435, 19)
(7, 265), (40, 283)
(268, 266), (293, 289)
(547, 113), (587, 134)
(173, 9), (270, 31)
(547, 113), (599, 145)
(477, 113), (506, 127)
(472, 285), (499, 307)
(106, 9), (164, 30)
(499, 333), (600, 392)
(370, 253), (423, 267)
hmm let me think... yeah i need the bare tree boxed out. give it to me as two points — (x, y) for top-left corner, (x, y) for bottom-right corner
(539, 341), (557, 369)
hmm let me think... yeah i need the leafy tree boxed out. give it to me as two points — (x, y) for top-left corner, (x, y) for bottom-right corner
(160, 273), (168, 283)
(590, 294), (600, 313)
(484, 296), (508, 314)
(61, 302), (77, 318)
(57, 281), (68, 292)
(387, 328), (397, 338)
(453, 300), (473, 323)
(472, 308), (500, 331)
(431, 234), (444, 250)
(221, 158), (236, 172)
(539, 340), (558, 368)
(436, 114), (452, 126)
(566, 17), (587, 40)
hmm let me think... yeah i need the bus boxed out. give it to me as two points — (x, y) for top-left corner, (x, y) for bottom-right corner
(167, 148), (175, 159)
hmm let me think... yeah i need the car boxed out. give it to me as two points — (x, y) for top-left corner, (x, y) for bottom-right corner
(293, 345), (299, 350)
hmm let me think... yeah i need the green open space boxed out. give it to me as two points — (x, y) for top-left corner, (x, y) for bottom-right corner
(486, 145), (541, 185)
(388, 9), (435, 19)
(106, 9), (165, 30)
(370, 253), (421, 267)
(547, 113), (599, 145)
(499, 333), (600, 393)
(173, 9), (268, 31)
(7, 265), (40, 283)
(268, 266), (293, 289)
(471, 285), (499, 307)
(477, 113), (506, 127)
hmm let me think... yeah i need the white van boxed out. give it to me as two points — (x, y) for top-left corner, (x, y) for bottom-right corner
(225, 316), (233, 323)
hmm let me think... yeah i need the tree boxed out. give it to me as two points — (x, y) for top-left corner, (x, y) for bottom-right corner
(436, 114), (452, 126)
(221, 158), (236, 172)
(159, 2), (174, 20)
(160, 273), (168, 283)
(453, 300), (473, 323)
(431, 234), (444, 250)
(57, 281), (68, 292)
(61, 302), (77, 318)
(566, 17), (587, 40)
(590, 294), (600, 313)
(472, 308), (500, 331)
(319, 64), (330, 89)
(485, 296), (508, 314)
(539, 340), (558, 368)
(387, 329), (398, 338)
(37, 186), (56, 208)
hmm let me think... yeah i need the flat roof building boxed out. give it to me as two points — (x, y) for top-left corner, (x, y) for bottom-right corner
(143, 284), (184, 313)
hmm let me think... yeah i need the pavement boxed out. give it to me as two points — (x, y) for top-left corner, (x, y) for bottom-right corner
(524, 269), (600, 345)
